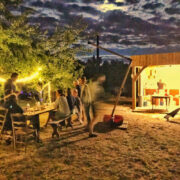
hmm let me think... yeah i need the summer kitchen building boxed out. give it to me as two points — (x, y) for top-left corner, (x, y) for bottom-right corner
(131, 52), (180, 111)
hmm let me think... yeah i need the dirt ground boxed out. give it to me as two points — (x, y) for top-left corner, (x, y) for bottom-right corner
(0, 103), (180, 180)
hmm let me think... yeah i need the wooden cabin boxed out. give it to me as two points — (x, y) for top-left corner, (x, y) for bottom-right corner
(131, 52), (180, 111)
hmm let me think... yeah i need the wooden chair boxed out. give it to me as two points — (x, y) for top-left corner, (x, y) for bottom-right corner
(11, 113), (37, 152)
(0, 107), (8, 140)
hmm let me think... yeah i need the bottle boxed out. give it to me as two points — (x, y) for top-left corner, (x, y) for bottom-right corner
(37, 101), (41, 110)
(27, 103), (30, 110)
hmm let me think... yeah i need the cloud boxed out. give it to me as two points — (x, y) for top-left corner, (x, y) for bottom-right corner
(91, 0), (128, 13)
(126, 0), (140, 4)
(142, 3), (164, 10)
(165, 8), (180, 15)
(20, 0), (180, 56)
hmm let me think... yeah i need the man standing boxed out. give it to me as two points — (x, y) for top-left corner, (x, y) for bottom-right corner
(4, 73), (19, 96)
(81, 77), (91, 129)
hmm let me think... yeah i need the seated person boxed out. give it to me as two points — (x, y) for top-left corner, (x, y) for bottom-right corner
(54, 89), (72, 127)
(0, 95), (4, 106)
(3, 94), (23, 131)
(3, 94), (40, 138)
(2, 94), (24, 145)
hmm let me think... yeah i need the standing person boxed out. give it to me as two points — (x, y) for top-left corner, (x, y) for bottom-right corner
(4, 73), (19, 96)
(80, 76), (91, 129)
(88, 74), (106, 137)
(73, 80), (81, 97)
(72, 89), (83, 124)
(66, 88), (76, 114)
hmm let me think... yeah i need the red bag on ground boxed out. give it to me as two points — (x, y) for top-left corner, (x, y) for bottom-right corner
(103, 115), (124, 127)
(113, 115), (123, 126)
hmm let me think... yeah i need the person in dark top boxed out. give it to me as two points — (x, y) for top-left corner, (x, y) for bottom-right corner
(0, 95), (4, 106)
(73, 80), (81, 97)
(4, 72), (19, 96)
(3, 94), (40, 141)
(73, 89), (83, 124)
(66, 88), (76, 114)
(3, 94), (23, 131)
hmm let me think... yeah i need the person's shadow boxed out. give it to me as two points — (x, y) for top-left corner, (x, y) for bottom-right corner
(93, 122), (115, 133)
(168, 120), (180, 125)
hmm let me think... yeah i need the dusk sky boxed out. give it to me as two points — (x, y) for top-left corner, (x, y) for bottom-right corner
(18, 0), (180, 59)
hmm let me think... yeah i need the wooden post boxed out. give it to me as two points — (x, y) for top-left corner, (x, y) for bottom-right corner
(88, 40), (133, 114)
(132, 66), (136, 110)
(132, 66), (147, 110)
(111, 62), (132, 117)
(88, 41), (132, 61)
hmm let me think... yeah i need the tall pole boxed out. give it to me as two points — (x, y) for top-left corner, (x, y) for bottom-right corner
(88, 41), (132, 61)
(88, 41), (133, 116)
(97, 35), (99, 59)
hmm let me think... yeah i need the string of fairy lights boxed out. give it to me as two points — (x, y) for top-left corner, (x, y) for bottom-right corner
(0, 67), (51, 103)
(0, 67), (42, 83)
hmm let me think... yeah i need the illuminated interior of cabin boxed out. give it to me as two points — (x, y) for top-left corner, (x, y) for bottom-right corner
(139, 65), (180, 110)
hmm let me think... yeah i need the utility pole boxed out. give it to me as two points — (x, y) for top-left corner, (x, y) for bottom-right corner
(96, 35), (99, 59)
(88, 41), (132, 116)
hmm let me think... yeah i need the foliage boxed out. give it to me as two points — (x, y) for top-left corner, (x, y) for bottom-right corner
(84, 57), (132, 96)
(39, 21), (87, 89)
(0, 1), (87, 95)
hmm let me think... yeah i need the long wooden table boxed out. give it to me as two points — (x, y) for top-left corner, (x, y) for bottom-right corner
(23, 106), (55, 116)
(23, 106), (55, 141)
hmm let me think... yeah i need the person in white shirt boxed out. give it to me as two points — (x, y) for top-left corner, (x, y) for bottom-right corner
(54, 89), (72, 127)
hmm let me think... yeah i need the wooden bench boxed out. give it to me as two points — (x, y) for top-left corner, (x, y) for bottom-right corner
(48, 115), (73, 138)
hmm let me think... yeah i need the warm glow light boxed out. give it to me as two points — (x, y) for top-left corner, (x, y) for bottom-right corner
(0, 77), (6, 83)
(97, 0), (127, 13)
(142, 65), (180, 89)
(41, 82), (51, 103)
(17, 72), (39, 83)
(48, 82), (51, 103)
(116, 0), (124, 2)
(0, 67), (42, 83)
(140, 65), (180, 110)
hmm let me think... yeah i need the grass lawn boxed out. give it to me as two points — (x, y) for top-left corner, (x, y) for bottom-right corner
(0, 104), (180, 180)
